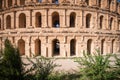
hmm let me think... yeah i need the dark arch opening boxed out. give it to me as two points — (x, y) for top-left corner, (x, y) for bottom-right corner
(101, 39), (105, 54)
(70, 12), (76, 27)
(35, 12), (42, 27)
(8, 0), (12, 7)
(20, 0), (25, 5)
(35, 39), (41, 56)
(87, 39), (92, 54)
(70, 39), (76, 56)
(52, 39), (60, 56)
(100, 16), (103, 29)
(6, 15), (11, 29)
(52, 12), (60, 28)
(19, 13), (26, 28)
(18, 39), (25, 55)
(86, 14), (91, 28)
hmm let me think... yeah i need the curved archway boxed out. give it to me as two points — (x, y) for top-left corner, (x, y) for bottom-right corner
(18, 39), (25, 55)
(100, 15), (104, 29)
(52, 39), (60, 56)
(35, 39), (41, 56)
(20, 0), (25, 5)
(52, 12), (60, 28)
(19, 13), (26, 28)
(8, 0), (12, 7)
(110, 18), (113, 30)
(0, 0), (2, 9)
(35, 12), (42, 27)
(86, 14), (91, 28)
(85, 0), (89, 5)
(101, 39), (105, 54)
(87, 39), (92, 54)
(70, 39), (76, 56)
(70, 12), (76, 27)
(6, 15), (11, 29)
(111, 39), (115, 53)
(98, 0), (102, 7)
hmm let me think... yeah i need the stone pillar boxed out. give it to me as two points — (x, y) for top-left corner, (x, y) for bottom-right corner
(60, 10), (66, 28)
(66, 14), (69, 27)
(26, 11), (31, 28)
(41, 37), (47, 57)
(48, 13), (52, 27)
(42, 10), (48, 28)
(2, 14), (4, 30)
(14, 11), (16, 29)
(31, 37), (35, 57)
(11, 13), (14, 29)
(25, 37), (30, 57)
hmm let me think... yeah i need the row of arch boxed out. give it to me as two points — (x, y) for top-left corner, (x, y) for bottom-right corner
(16, 38), (116, 56)
(0, 12), (115, 30)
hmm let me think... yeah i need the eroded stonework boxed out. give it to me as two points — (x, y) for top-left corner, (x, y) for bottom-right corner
(0, 0), (120, 57)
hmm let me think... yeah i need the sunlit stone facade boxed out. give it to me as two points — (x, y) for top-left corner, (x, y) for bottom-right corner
(0, 0), (120, 57)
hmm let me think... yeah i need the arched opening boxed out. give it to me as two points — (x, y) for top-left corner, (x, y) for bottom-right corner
(52, 39), (60, 56)
(0, 19), (1, 30)
(0, 0), (2, 9)
(52, 12), (60, 28)
(70, 39), (76, 56)
(98, 0), (101, 7)
(109, 0), (112, 10)
(110, 18), (113, 30)
(6, 15), (11, 29)
(100, 15), (103, 29)
(86, 14), (91, 28)
(36, 0), (42, 2)
(52, 0), (59, 4)
(87, 39), (92, 54)
(85, 0), (89, 5)
(35, 39), (41, 56)
(8, 0), (12, 7)
(18, 39), (25, 55)
(70, 12), (76, 27)
(19, 13), (26, 28)
(111, 39), (115, 53)
(101, 39), (105, 54)
(20, 0), (25, 5)
(35, 12), (42, 27)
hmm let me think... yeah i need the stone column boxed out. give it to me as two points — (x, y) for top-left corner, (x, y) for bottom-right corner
(31, 37), (35, 57)
(41, 37), (47, 57)
(48, 13), (52, 27)
(2, 14), (4, 30)
(25, 37), (31, 57)
(66, 14), (69, 27)
(26, 11), (31, 28)
(60, 10), (66, 28)
(42, 10), (48, 28)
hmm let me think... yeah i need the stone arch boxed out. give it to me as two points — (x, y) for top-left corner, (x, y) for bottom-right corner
(18, 39), (25, 55)
(109, 17), (113, 30)
(6, 15), (11, 29)
(87, 39), (92, 54)
(99, 15), (104, 29)
(98, 0), (102, 7)
(35, 39), (41, 56)
(111, 39), (115, 53)
(70, 12), (76, 27)
(85, 0), (89, 5)
(52, 39), (60, 56)
(52, 12), (60, 28)
(101, 39), (105, 54)
(8, 0), (12, 7)
(86, 13), (92, 28)
(52, 0), (59, 4)
(70, 39), (76, 56)
(35, 12), (42, 27)
(20, 0), (25, 5)
(19, 13), (26, 28)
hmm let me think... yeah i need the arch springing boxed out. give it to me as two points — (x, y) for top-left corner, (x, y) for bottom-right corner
(19, 13), (26, 28)
(52, 12), (60, 28)
(70, 12), (76, 27)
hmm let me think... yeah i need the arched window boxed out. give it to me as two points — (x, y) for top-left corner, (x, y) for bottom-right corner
(18, 39), (25, 55)
(52, 0), (59, 4)
(86, 14), (91, 28)
(87, 39), (92, 54)
(100, 15), (103, 29)
(0, 19), (1, 30)
(35, 39), (41, 56)
(6, 15), (11, 29)
(109, 18), (113, 30)
(35, 12), (42, 27)
(19, 13), (26, 28)
(52, 39), (60, 56)
(109, 0), (112, 10)
(0, 0), (2, 9)
(111, 39), (115, 53)
(8, 0), (12, 7)
(101, 39), (105, 54)
(70, 12), (76, 27)
(20, 0), (25, 5)
(85, 0), (89, 5)
(36, 0), (42, 2)
(52, 12), (60, 28)
(70, 39), (76, 56)
(98, 0), (101, 7)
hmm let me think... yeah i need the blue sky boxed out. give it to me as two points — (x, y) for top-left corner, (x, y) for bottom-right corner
(118, 0), (120, 2)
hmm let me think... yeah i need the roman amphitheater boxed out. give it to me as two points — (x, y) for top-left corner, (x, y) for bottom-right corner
(0, 0), (120, 57)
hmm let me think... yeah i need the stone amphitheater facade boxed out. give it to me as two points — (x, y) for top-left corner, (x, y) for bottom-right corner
(0, 0), (120, 57)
